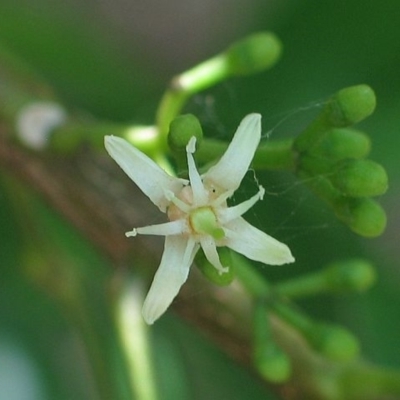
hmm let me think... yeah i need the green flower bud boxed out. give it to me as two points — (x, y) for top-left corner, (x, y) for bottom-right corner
(168, 114), (203, 152)
(254, 343), (291, 383)
(195, 247), (235, 286)
(308, 323), (360, 362)
(328, 85), (376, 127)
(274, 259), (376, 298)
(294, 85), (376, 153)
(273, 303), (359, 362)
(299, 153), (336, 175)
(227, 32), (282, 76)
(335, 197), (387, 237)
(324, 259), (377, 293)
(308, 128), (371, 161)
(252, 300), (291, 383)
(331, 159), (388, 197)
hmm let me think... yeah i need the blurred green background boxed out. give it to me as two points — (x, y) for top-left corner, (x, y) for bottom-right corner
(1, 1), (399, 399)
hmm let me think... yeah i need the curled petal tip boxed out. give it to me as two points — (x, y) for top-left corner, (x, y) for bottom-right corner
(125, 229), (138, 237)
(259, 185), (265, 200)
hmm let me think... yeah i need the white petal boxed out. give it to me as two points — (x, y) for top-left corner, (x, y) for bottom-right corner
(200, 237), (229, 274)
(126, 219), (188, 237)
(203, 114), (261, 191)
(223, 217), (294, 265)
(142, 236), (198, 324)
(105, 136), (187, 212)
(186, 137), (208, 205)
(217, 186), (265, 224)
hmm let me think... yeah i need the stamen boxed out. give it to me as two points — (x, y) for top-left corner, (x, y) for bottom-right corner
(200, 237), (229, 275)
(217, 185), (265, 224)
(136, 219), (188, 236)
(164, 189), (191, 213)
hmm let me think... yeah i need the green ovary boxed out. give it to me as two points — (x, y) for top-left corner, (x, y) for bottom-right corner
(190, 207), (225, 240)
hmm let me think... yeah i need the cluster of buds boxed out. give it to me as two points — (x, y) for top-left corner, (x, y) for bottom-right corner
(294, 85), (388, 237)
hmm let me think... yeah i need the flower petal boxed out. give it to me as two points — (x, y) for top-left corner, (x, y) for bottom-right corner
(125, 219), (188, 237)
(142, 236), (198, 324)
(223, 217), (294, 265)
(186, 137), (208, 205)
(203, 114), (261, 191)
(105, 136), (187, 212)
(217, 186), (265, 224)
(200, 236), (229, 274)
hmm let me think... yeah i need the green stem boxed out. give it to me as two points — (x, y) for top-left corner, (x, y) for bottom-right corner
(50, 122), (127, 152)
(254, 139), (295, 170)
(275, 273), (327, 299)
(271, 301), (312, 334)
(51, 121), (161, 157)
(114, 276), (159, 400)
(231, 252), (272, 297)
(293, 106), (333, 153)
(298, 170), (342, 207)
(155, 54), (230, 148)
(174, 55), (230, 94)
(231, 252), (313, 334)
(156, 89), (189, 147)
(196, 137), (295, 170)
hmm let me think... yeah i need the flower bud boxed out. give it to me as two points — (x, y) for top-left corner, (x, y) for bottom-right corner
(195, 247), (235, 286)
(168, 114), (203, 152)
(308, 323), (360, 362)
(227, 32), (282, 76)
(294, 85), (376, 153)
(328, 85), (376, 127)
(273, 303), (359, 362)
(335, 197), (387, 237)
(308, 128), (371, 161)
(331, 159), (388, 197)
(324, 259), (377, 293)
(254, 343), (291, 383)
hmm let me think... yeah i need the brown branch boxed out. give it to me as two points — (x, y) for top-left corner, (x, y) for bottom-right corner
(1, 126), (146, 262)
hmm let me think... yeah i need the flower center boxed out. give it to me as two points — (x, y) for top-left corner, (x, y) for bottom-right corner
(189, 207), (225, 240)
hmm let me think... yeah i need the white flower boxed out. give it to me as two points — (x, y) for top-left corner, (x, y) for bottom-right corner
(105, 114), (294, 324)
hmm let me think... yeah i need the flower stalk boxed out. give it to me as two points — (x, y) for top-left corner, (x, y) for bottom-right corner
(114, 276), (159, 400)
(156, 32), (282, 144)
